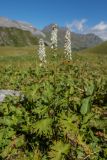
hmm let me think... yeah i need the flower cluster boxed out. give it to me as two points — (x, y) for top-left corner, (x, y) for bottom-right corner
(38, 39), (46, 65)
(51, 24), (58, 50)
(64, 29), (72, 60)
(38, 24), (72, 64)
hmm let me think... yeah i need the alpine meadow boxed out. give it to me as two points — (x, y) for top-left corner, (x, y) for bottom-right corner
(0, 1), (107, 159)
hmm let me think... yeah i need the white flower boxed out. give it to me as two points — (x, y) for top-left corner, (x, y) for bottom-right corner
(38, 39), (46, 64)
(51, 24), (58, 50)
(64, 29), (72, 60)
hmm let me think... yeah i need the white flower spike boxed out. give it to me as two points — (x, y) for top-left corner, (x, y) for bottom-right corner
(64, 29), (72, 60)
(51, 24), (58, 50)
(38, 39), (46, 65)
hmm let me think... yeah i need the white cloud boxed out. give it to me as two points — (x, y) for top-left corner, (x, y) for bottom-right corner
(67, 19), (87, 32)
(67, 19), (107, 40)
(92, 21), (107, 31)
(88, 21), (107, 40)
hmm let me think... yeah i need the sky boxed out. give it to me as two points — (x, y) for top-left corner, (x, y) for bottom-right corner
(0, 0), (107, 39)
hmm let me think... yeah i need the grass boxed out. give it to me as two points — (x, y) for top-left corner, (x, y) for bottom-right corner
(0, 45), (107, 91)
(0, 46), (37, 67)
(0, 46), (107, 159)
(0, 45), (107, 74)
(0, 27), (38, 46)
(79, 41), (107, 54)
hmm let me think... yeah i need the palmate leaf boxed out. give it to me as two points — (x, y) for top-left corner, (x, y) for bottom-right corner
(0, 115), (19, 126)
(0, 128), (16, 148)
(14, 135), (25, 148)
(89, 119), (107, 129)
(32, 118), (53, 137)
(48, 141), (70, 160)
(43, 81), (54, 99)
(58, 113), (79, 138)
(33, 148), (42, 160)
(80, 113), (94, 130)
(42, 155), (48, 160)
(77, 135), (92, 155)
(1, 135), (25, 158)
(32, 105), (48, 117)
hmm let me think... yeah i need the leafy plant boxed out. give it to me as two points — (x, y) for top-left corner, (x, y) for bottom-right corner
(0, 50), (107, 159)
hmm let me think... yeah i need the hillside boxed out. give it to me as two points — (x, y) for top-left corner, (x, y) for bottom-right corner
(81, 41), (107, 54)
(0, 17), (45, 38)
(42, 24), (103, 51)
(0, 17), (103, 49)
(0, 27), (38, 47)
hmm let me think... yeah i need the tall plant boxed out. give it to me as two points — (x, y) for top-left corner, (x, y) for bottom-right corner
(64, 29), (72, 61)
(38, 38), (46, 66)
(50, 24), (58, 60)
(51, 24), (58, 50)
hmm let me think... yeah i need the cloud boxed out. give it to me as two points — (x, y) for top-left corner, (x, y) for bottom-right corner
(92, 21), (107, 31)
(67, 19), (87, 32)
(67, 19), (107, 40)
(89, 21), (107, 40)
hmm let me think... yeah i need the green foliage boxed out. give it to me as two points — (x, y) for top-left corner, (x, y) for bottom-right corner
(48, 141), (70, 160)
(58, 113), (79, 139)
(0, 27), (38, 47)
(82, 41), (107, 54)
(80, 97), (91, 115)
(0, 51), (107, 159)
(32, 118), (53, 137)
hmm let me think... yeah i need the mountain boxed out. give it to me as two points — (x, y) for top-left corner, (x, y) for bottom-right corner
(0, 27), (38, 46)
(0, 17), (46, 47)
(42, 24), (103, 51)
(0, 17), (45, 38)
(0, 17), (103, 49)
(81, 41), (107, 54)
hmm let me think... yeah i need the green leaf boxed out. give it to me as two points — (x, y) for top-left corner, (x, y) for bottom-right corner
(80, 97), (91, 115)
(32, 118), (53, 137)
(90, 119), (107, 129)
(15, 135), (25, 148)
(48, 141), (70, 160)
(84, 80), (95, 96)
(1, 144), (13, 158)
(70, 86), (75, 95)
(58, 113), (79, 138)
(33, 148), (42, 160)
(32, 106), (48, 117)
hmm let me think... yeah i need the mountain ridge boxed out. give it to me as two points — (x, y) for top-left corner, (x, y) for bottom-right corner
(42, 24), (103, 50)
(0, 17), (103, 49)
(0, 17), (45, 38)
